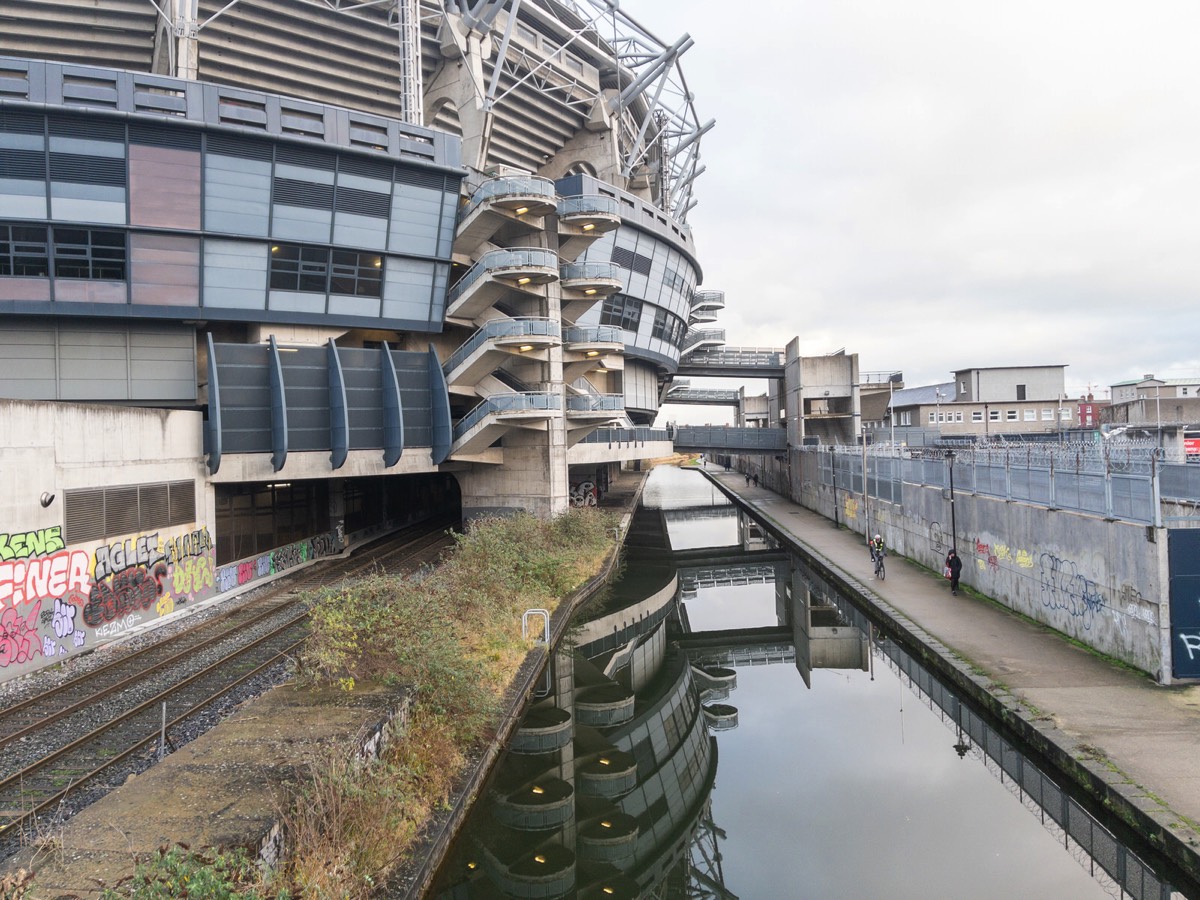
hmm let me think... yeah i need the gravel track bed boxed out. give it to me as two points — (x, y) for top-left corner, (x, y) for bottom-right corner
(0, 584), (291, 865)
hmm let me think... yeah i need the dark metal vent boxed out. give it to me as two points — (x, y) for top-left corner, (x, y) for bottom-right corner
(273, 177), (334, 209)
(204, 133), (273, 160)
(129, 123), (202, 151)
(393, 166), (445, 191)
(63, 480), (198, 545)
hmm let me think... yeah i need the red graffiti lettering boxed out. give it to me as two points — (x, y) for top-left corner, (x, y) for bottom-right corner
(82, 567), (161, 628)
(974, 538), (990, 556)
(237, 562), (255, 585)
(0, 601), (43, 668)
(0, 550), (91, 607)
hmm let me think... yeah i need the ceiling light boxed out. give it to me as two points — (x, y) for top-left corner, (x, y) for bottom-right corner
(584, 288), (597, 295)
(582, 223), (595, 231)
(270, 245), (279, 252)
(598, 757), (610, 765)
(467, 861), (477, 870)
(586, 350), (599, 357)
(603, 889), (615, 895)
(519, 344), (534, 352)
(515, 206), (529, 215)
(534, 855), (547, 864)
(517, 276), (532, 285)
(531, 785), (545, 794)
(373, 258), (382, 267)
(600, 820), (612, 829)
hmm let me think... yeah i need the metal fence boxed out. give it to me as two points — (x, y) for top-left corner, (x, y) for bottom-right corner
(815, 444), (1163, 525)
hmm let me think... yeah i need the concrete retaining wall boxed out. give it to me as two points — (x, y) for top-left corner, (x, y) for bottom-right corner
(780, 450), (1173, 681)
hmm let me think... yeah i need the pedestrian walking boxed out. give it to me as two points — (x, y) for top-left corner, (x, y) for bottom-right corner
(745, 473), (751, 487)
(945, 549), (963, 595)
(752, 474), (759, 488)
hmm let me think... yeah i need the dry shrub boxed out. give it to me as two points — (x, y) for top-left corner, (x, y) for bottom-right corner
(286, 508), (617, 893)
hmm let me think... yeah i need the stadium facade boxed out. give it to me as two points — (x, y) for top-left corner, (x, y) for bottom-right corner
(0, 1), (719, 678)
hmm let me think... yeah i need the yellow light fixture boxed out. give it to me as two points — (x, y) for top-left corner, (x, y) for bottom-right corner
(603, 889), (615, 896)
(598, 756), (610, 766)
(270, 245), (279, 252)
(582, 223), (596, 231)
(467, 861), (477, 870)
(584, 288), (597, 295)
(517, 276), (532, 285)
(519, 344), (534, 352)
(586, 350), (600, 358)
(600, 820), (612, 829)
(531, 785), (545, 794)
(515, 206), (529, 215)
(373, 258), (382, 267)
(534, 855), (547, 864)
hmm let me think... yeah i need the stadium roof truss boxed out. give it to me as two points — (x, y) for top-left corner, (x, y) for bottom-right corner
(141, 0), (710, 221)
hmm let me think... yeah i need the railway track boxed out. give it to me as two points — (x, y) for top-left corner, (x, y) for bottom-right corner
(0, 519), (456, 846)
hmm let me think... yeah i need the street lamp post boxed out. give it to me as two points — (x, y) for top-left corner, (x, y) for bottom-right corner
(945, 450), (957, 554)
(935, 388), (942, 439)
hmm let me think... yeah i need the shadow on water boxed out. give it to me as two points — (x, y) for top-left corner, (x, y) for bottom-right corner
(428, 466), (1191, 899)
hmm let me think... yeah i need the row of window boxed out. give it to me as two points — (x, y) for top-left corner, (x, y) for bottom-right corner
(598, 294), (689, 350)
(1, 224), (385, 299)
(928, 408), (1073, 424)
(268, 245), (383, 297)
(651, 307), (688, 348)
(0, 224), (126, 279)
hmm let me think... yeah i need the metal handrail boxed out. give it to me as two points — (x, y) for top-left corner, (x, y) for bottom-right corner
(461, 175), (556, 219)
(443, 317), (560, 375)
(448, 247), (559, 303)
(452, 391), (561, 440)
(557, 195), (619, 218)
(559, 261), (620, 282)
(691, 289), (725, 309)
(566, 394), (624, 412)
(681, 328), (725, 351)
(563, 325), (622, 344)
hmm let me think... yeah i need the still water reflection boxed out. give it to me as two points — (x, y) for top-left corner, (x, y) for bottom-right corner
(432, 467), (1181, 899)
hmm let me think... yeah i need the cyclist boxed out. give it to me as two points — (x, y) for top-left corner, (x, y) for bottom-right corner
(868, 533), (886, 562)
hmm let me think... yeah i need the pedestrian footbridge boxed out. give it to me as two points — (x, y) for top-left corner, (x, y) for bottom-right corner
(671, 425), (787, 453)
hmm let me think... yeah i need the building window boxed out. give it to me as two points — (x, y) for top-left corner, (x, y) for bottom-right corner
(955, 411), (963, 422)
(972, 410), (983, 422)
(960, 380), (966, 395)
(1006, 410), (1018, 421)
(53, 227), (127, 280)
(0, 224), (50, 277)
(900, 411), (911, 426)
(928, 411), (936, 424)
(1183, 387), (1189, 396)
(1059, 408), (1072, 420)
(1042, 409), (1054, 420)
(330, 249), (383, 297)
(1024, 409), (1036, 421)
(269, 244), (382, 296)
(1016, 384), (1027, 400)
(599, 293), (642, 331)
(989, 409), (1000, 421)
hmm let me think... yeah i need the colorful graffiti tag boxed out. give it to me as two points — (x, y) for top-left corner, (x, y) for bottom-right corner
(213, 531), (340, 600)
(0, 523), (217, 682)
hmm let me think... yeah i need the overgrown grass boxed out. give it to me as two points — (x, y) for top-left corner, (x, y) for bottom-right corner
(282, 508), (618, 896)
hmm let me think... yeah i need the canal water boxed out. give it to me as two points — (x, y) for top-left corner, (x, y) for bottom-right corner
(431, 466), (1185, 899)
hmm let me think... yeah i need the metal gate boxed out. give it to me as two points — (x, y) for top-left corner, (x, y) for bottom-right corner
(1167, 529), (1200, 679)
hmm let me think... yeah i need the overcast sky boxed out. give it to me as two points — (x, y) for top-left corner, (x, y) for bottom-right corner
(634, 0), (1200, 405)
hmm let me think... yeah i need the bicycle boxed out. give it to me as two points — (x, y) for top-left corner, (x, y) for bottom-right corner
(871, 547), (886, 580)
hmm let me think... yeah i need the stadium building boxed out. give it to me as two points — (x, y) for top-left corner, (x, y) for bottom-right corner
(0, 0), (718, 678)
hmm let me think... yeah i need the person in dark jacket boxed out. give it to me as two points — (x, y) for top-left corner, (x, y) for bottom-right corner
(945, 549), (963, 595)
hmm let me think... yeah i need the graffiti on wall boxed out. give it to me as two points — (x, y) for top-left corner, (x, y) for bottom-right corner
(842, 496), (858, 520)
(214, 531), (340, 598)
(0, 524), (216, 680)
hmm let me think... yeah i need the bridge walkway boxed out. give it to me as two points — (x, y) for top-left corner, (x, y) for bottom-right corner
(695, 466), (1200, 887)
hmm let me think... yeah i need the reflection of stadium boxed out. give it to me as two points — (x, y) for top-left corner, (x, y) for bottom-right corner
(435, 542), (724, 896)
(0, 1), (722, 681)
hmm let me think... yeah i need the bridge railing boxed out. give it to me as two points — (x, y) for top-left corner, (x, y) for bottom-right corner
(673, 426), (786, 452)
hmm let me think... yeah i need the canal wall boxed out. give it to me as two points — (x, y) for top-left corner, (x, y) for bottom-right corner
(766, 452), (1173, 682)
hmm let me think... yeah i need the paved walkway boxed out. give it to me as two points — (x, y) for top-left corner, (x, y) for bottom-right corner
(700, 468), (1200, 886)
